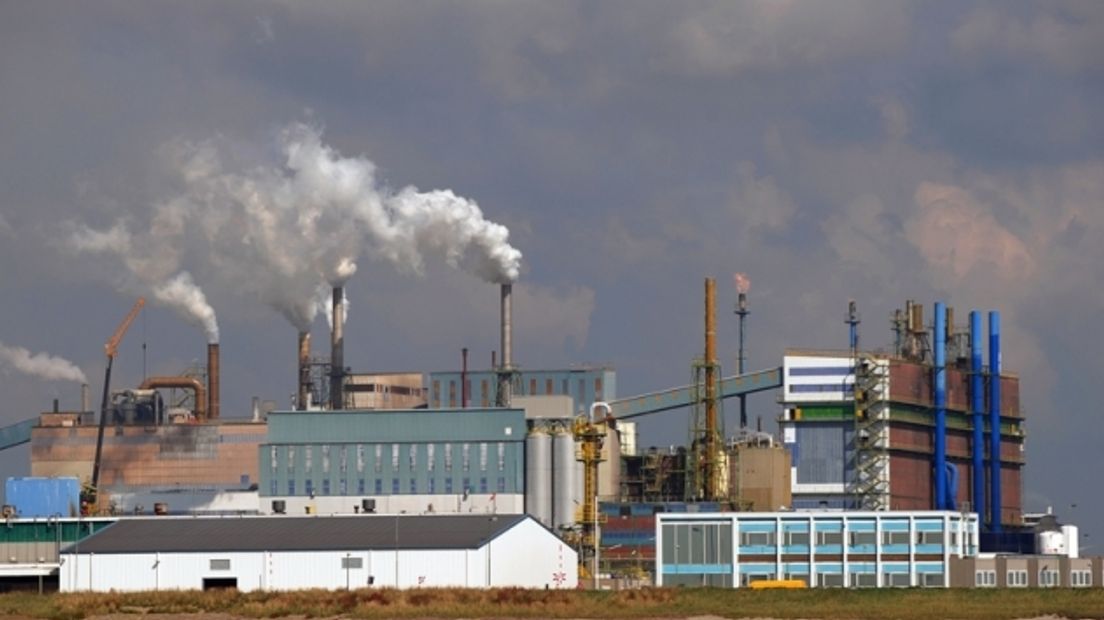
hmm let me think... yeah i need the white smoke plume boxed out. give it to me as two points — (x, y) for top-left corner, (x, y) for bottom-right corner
(0, 340), (87, 383)
(317, 284), (350, 331)
(152, 272), (220, 343)
(67, 122), (522, 334)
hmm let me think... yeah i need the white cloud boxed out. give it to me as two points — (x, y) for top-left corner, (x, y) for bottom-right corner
(952, 3), (1104, 72)
(728, 162), (796, 233)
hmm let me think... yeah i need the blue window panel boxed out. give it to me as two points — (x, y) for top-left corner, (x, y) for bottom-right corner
(916, 544), (944, 554)
(662, 564), (732, 575)
(815, 522), (844, 532)
(409, 479), (417, 494)
(428, 478), (436, 494)
(848, 520), (876, 532)
(288, 480), (296, 495)
(916, 562), (946, 573)
(305, 480), (314, 496)
(391, 479), (400, 494)
(782, 546), (810, 554)
(881, 521), (910, 532)
(269, 481), (277, 495)
(882, 545), (910, 554)
(790, 384), (855, 394)
(322, 479), (331, 495)
(915, 521), (945, 532)
(814, 563), (844, 574)
(738, 522), (777, 533)
(357, 479), (366, 495)
(738, 564), (778, 575)
(445, 478), (453, 493)
(781, 522), (810, 532)
(782, 563), (810, 574)
(849, 562), (876, 573)
(882, 563), (910, 573)
(479, 477), (488, 493)
(374, 479), (382, 494)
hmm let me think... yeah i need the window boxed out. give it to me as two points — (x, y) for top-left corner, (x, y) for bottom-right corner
(432, 380), (440, 407)
(339, 479), (347, 495)
(374, 479), (382, 494)
(917, 531), (943, 545)
(305, 480), (314, 497)
(391, 479), (400, 494)
(409, 444), (417, 470)
(1007, 570), (1028, 587)
(409, 478), (417, 494)
(740, 531), (775, 546)
(849, 531), (876, 546)
(339, 445), (348, 475)
(497, 477), (506, 493)
(209, 559), (231, 571)
(445, 478), (453, 494)
(884, 572), (910, 587)
(921, 572), (944, 587)
(428, 478), (436, 494)
(341, 557), (363, 569)
(546, 379), (553, 394)
(463, 478), (471, 495)
(357, 479), (366, 495)
(322, 479), (330, 495)
(1071, 570), (1092, 588)
(562, 379), (569, 395)
(497, 442), (506, 470)
(530, 378), (537, 395)
(818, 573), (845, 587)
(852, 573), (877, 588)
(288, 447), (295, 473)
(427, 444), (436, 472)
(817, 531), (843, 546)
(785, 531), (810, 546)
(269, 480), (278, 495)
(1039, 568), (1060, 587)
(305, 446), (313, 474)
(481, 380), (489, 407)
(480, 477), (488, 493)
(391, 444), (400, 470)
(448, 380), (456, 407)
(462, 443), (471, 472)
(288, 480), (296, 495)
(479, 442), (488, 472)
(321, 444), (330, 474)
(882, 531), (909, 545)
(270, 446), (278, 471)
(374, 445), (382, 473)
(975, 570), (996, 587)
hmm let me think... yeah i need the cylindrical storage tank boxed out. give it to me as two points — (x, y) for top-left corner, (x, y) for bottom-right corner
(526, 427), (553, 527)
(599, 424), (621, 500)
(1062, 525), (1079, 558)
(552, 428), (576, 530)
(1038, 530), (1066, 556)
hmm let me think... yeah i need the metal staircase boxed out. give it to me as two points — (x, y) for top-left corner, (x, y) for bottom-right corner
(850, 354), (891, 510)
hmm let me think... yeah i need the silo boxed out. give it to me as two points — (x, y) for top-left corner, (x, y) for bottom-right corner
(525, 427), (553, 527)
(552, 427), (576, 530)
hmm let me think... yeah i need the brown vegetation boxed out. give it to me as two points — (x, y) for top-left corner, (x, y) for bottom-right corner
(1, 587), (1103, 620)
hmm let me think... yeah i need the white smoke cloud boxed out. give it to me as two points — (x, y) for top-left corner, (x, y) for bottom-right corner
(152, 272), (220, 343)
(317, 283), (349, 332)
(0, 340), (87, 383)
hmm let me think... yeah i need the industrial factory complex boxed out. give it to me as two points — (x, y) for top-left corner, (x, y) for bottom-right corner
(0, 278), (1094, 592)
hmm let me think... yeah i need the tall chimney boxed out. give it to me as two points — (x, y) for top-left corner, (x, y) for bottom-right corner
(497, 283), (513, 406)
(461, 347), (469, 409)
(81, 383), (90, 413)
(330, 286), (345, 410)
(207, 343), (220, 420)
(297, 331), (312, 410)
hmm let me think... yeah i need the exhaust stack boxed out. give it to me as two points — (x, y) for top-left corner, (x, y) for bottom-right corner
(497, 283), (513, 406)
(330, 286), (345, 410)
(933, 302), (947, 509)
(989, 311), (1002, 532)
(297, 331), (311, 410)
(207, 343), (220, 420)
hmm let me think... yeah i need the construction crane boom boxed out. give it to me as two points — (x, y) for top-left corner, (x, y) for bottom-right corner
(89, 297), (145, 510)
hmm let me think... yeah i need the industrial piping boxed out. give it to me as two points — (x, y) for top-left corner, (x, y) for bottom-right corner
(933, 302), (947, 510)
(139, 376), (206, 420)
(207, 343), (220, 420)
(970, 311), (985, 518)
(497, 283), (513, 407)
(989, 311), (1002, 532)
(330, 286), (345, 410)
(297, 331), (311, 410)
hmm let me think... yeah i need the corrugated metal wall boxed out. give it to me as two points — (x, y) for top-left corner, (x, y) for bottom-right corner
(793, 423), (854, 485)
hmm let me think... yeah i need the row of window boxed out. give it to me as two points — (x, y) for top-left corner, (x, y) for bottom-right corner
(739, 530), (946, 547)
(212, 557), (366, 571)
(271, 476), (508, 497)
(742, 572), (942, 588)
(270, 442), (508, 476)
(433, 376), (604, 408)
(978, 569), (1094, 588)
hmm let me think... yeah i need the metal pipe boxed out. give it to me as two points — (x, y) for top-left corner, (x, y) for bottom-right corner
(461, 347), (469, 408)
(81, 383), (90, 413)
(207, 343), (220, 420)
(970, 311), (985, 519)
(933, 302), (947, 510)
(330, 286), (345, 410)
(735, 292), (748, 428)
(139, 376), (206, 420)
(497, 284), (513, 407)
(297, 331), (312, 410)
(989, 311), (1002, 532)
(704, 277), (718, 500)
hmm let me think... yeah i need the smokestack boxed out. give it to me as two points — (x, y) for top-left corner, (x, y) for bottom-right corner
(207, 343), (220, 420)
(81, 383), (90, 413)
(461, 347), (469, 408)
(297, 331), (311, 410)
(970, 311), (985, 520)
(933, 302), (947, 510)
(497, 283), (513, 406)
(330, 286), (345, 410)
(989, 310), (1002, 532)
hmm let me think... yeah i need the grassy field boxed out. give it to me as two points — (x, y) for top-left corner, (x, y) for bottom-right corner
(1, 587), (1104, 620)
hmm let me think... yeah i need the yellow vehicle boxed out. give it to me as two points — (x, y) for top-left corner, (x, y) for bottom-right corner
(748, 579), (807, 590)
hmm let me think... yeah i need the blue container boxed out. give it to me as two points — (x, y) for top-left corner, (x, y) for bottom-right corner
(4, 477), (81, 517)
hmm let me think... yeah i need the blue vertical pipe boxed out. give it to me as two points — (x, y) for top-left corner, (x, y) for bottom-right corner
(970, 311), (985, 520)
(989, 311), (1002, 532)
(933, 302), (947, 510)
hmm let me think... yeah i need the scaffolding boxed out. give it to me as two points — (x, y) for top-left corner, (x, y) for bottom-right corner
(850, 354), (891, 510)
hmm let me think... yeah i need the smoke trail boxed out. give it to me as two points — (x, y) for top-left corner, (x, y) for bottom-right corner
(316, 284), (350, 331)
(0, 341), (87, 383)
(152, 272), (220, 343)
(733, 272), (751, 294)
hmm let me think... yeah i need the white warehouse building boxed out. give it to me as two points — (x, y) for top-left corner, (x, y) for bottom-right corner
(60, 514), (577, 591)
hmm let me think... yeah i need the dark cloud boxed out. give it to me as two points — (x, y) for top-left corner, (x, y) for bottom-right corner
(1, 1), (1102, 535)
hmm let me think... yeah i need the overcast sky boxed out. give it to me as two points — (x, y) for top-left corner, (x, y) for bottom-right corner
(1, 1), (1101, 536)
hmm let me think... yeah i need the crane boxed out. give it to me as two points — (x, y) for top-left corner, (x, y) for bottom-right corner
(87, 297), (146, 511)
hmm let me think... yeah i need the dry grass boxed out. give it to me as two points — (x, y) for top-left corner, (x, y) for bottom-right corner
(1, 587), (1103, 619)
